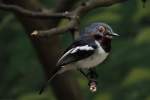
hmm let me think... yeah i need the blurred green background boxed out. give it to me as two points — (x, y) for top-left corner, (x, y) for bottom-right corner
(0, 0), (150, 100)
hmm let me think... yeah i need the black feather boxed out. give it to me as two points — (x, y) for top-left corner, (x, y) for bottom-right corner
(39, 67), (62, 94)
(56, 36), (97, 67)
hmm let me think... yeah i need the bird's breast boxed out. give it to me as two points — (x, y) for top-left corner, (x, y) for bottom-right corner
(76, 46), (109, 69)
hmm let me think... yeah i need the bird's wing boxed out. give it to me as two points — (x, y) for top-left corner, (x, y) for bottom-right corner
(56, 37), (98, 67)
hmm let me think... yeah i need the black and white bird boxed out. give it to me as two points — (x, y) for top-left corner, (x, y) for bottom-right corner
(39, 22), (119, 94)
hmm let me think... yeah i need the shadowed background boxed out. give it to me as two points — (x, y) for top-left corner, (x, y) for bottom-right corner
(0, 0), (150, 100)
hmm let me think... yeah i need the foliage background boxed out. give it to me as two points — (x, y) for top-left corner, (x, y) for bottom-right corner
(0, 0), (150, 100)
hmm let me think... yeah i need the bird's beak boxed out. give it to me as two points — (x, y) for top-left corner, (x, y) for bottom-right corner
(111, 32), (120, 36)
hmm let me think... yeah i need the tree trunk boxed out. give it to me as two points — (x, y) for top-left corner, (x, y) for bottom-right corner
(3, 0), (84, 100)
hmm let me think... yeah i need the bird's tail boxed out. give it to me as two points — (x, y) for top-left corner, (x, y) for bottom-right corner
(39, 67), (63, 94)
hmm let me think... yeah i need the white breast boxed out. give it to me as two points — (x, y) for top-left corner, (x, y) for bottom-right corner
(76, 40), (109, 69)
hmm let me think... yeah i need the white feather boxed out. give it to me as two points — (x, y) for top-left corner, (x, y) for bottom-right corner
(58, 45), (94, 64)
(57, 49), (73, 65)
(71, 45), (94, 54)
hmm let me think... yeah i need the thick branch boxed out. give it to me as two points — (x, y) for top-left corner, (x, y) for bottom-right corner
(0, 3), (72, 19)
(32, 0), (127, 37)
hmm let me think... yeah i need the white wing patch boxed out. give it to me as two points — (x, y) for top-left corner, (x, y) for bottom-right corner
(57, 49), (73, 65)
(57, 45), (94, 66)
(71, 45), (94, 54)
(76, 40), (109, 69)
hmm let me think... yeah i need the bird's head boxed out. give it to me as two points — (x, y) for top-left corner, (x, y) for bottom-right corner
(82, 22), (119, 40)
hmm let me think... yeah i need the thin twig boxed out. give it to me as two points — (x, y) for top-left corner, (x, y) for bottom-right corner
(31, 17), (79, 37)
(0, 3), (72, 19)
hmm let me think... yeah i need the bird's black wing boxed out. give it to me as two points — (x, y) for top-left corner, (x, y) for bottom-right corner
(56, 36), (98, 67)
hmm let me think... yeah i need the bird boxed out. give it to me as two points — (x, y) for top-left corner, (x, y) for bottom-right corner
(39, 22), (119, 94)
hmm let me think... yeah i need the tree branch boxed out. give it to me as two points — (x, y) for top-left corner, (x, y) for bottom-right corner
(0, 3), (72, 19)
(31, 0), (127, 37)
(0, 0), (127, 37)
(31, 17), (79, 37)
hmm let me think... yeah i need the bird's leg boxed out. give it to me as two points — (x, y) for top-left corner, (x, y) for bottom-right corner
(78, 68), (98, 92)
(78, 69), (90, 80)
(87, 68), (98, 92)
(88, 68), (98, 79)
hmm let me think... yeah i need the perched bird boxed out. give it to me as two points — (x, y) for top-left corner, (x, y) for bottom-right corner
(39, 22), (119, 94)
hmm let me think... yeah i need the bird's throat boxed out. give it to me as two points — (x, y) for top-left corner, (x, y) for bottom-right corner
(100, 37), (111, 52)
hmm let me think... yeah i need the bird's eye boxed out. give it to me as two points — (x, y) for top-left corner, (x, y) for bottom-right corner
(98, 26), (105, 33)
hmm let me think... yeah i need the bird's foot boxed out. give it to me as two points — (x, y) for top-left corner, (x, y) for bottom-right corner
(88, 79), (97, 92)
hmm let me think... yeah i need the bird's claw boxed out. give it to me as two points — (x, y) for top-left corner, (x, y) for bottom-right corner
(88, 79), (97, 92)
